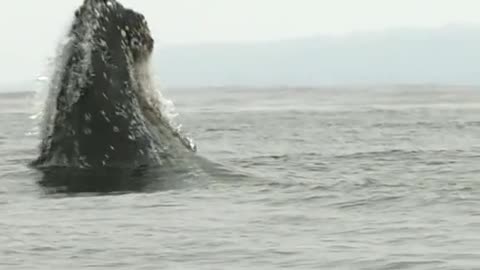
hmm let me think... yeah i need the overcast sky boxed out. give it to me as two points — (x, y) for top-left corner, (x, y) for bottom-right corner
(1, 0), (480, 85)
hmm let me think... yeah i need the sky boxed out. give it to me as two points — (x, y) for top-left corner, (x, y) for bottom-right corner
(1, 0), (480, 85)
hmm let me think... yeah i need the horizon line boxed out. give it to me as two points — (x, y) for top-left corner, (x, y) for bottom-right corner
(1, 83), (479, 94)
(156, 22), (480, 47)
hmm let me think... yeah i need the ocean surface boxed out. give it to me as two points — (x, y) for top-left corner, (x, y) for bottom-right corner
(1, 86), (480, 269)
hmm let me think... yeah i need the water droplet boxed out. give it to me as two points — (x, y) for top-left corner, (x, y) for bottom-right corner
(113, 126), (120, 133)
(29, 113), (41, 120)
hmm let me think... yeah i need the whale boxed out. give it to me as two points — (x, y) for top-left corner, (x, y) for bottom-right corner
(31, 0), (196, 192)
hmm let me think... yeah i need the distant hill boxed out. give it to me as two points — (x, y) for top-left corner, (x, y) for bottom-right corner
(155, 25), (480, 87)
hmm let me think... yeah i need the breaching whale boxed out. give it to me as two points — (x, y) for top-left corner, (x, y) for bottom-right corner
(31, 0), (196, 192)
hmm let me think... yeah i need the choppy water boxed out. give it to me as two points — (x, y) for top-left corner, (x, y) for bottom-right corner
(1, 86), (480, 269)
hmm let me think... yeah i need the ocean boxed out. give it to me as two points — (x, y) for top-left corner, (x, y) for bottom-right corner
(1, 86), (480, 269)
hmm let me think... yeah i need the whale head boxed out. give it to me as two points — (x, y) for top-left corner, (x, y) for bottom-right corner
(31, 0), (197, 193)
(34, 0), (159, 168)
(75, 0), (154, 61)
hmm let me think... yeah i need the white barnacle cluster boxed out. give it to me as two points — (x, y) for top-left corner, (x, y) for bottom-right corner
(78, 154), (90, 168)
(99, 110), (112, 123)
(84, 112), (92, 122)
(105, 0), (114, 9)
(119, 26), (132, 56)
(83, 127), (92, 135)
(99, 39), (107, 47)
(101, 141), (118, 166)
(114, 103), (129, 119)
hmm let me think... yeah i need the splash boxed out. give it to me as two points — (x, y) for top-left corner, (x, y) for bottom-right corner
(131, 59), (197, 151)
(29, 32), (72, 136)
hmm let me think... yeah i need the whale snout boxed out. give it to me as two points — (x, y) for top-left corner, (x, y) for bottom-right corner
(83, 0), (112, 6)
(146, 36), (154, 52)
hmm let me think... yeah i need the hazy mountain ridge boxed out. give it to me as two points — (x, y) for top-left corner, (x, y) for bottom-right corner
(155, 25), (480, 87)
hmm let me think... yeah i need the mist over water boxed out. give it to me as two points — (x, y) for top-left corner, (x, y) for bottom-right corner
(1, 86), (479, 269)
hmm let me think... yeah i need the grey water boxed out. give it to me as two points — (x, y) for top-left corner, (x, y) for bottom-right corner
(1, 86), (480, 269)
